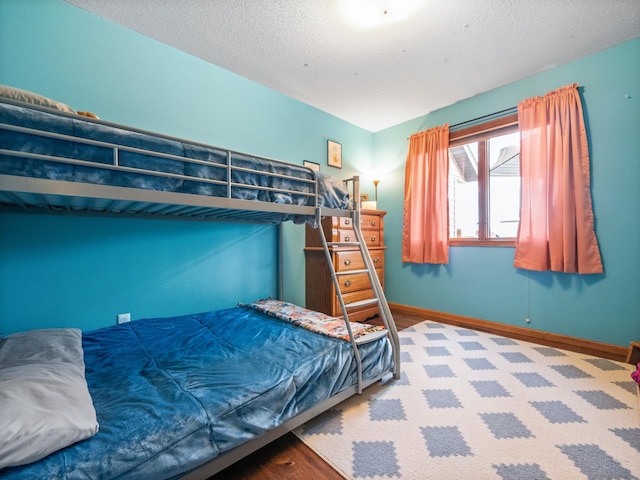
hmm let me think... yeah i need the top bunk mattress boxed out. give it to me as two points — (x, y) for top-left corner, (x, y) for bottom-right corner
(0, 101), (350, 224)
(0, 302), (393, 480)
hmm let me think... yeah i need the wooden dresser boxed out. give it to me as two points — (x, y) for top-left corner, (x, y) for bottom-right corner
(305, 210), (386, 322)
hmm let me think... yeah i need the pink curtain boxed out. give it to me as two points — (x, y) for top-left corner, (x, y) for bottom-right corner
(514, 84), (603, 274)
(402, 125), (450, 264)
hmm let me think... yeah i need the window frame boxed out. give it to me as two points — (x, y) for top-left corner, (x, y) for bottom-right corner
(448, 113), (519, 247)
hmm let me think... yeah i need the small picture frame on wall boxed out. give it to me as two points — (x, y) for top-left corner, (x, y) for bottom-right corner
(327, 140), (342, 169)
(303, 160), (320, 172)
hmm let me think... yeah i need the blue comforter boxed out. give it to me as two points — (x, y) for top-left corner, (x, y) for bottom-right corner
(0, 306), (392, 479)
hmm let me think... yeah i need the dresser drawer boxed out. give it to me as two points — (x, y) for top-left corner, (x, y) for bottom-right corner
(361, 214), (381, 231)
(334, 229), (356, 243)
(332, 229), (381, 247)
(337, 214), (381, 231)
(338, 217), (355, 229)
(336, 269), (383, 292)
(362, 231), (381, 247)
(334, 250), (384, 272)
(370, 251), (384, 269)
(335, 250), (365, 271)
(336, 272), (372, 293)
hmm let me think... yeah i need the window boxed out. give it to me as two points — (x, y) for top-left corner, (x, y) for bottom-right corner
(448, 114), (519, 246)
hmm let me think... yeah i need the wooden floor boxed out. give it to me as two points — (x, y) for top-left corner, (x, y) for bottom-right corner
(209, 309), (423, 480)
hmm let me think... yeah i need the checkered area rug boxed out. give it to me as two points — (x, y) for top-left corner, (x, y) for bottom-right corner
(294, 321), (640, 479)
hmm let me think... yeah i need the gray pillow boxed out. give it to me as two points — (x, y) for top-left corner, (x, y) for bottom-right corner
(0, 328), (99, 468)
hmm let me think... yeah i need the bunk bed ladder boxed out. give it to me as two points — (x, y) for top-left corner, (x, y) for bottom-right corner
(314, 178), (401, 395)
(349, 208), (401, 382)
(315, 207), (364, 393)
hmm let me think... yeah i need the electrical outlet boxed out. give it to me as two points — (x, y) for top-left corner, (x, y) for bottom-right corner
(117, 313), (131, 324)
(525, 317), (531, 324)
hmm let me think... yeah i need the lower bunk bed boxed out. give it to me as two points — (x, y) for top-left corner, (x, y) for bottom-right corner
(0, 299), (395, 480)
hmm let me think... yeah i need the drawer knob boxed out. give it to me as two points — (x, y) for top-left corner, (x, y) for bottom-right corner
(370, 236), (376, 242)
(373, 257), (379, 263)
(345, 235), (350, 241)
(370, 220), (377, 226)
(344, 259), (352, 265)
(344, 280), (352, 287)
(345, 219), (351, 225)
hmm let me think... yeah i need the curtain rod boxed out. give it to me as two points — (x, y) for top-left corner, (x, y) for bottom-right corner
(449, 106), (517, 130)
(408, 106), (517, 139)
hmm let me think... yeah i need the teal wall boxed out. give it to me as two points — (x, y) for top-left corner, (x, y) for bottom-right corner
(1, 0), (638, 348)
(375, 38), (640, 347)
(0, 0), (373, 333)
(0, 213), (277, 332)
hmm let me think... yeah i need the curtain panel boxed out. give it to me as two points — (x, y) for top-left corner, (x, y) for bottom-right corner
(402, 125), (450, 264)
(514, 83), (603, 274)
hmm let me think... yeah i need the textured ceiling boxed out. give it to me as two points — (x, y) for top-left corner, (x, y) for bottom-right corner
(65, 0), (640, 132)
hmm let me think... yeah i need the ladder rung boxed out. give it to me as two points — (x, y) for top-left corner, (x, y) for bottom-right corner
(345, 298), (379, 309)
(336, 268), (369, 276)
(327, 241), (361, 247)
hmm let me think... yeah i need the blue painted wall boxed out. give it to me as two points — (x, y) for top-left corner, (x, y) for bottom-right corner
(0, 213), (277, 332)
(0, 0), (373, 333)
(375, 38), (640, 347)
(1, 0), (638, 348)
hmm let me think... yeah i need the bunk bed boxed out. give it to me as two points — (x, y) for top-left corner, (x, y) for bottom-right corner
(0, 88), (400, 479)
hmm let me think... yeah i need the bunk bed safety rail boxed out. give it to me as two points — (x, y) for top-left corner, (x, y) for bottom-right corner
(0, 121), (317, 203)
(0, 98), (358, 223)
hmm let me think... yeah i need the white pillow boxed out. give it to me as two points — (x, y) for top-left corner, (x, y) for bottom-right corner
(0, 84), (76, 114)
(0, 328), (99, 469)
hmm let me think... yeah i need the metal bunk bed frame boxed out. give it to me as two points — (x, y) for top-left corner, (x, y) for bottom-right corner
(0, 98), (400, 478)
(0, 98), (340, 222)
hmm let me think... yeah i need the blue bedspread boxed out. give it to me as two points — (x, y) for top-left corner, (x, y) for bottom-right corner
(0, 306), (392, 480)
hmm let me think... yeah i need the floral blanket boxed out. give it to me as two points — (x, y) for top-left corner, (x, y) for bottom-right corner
(241, 299), (385, 342)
